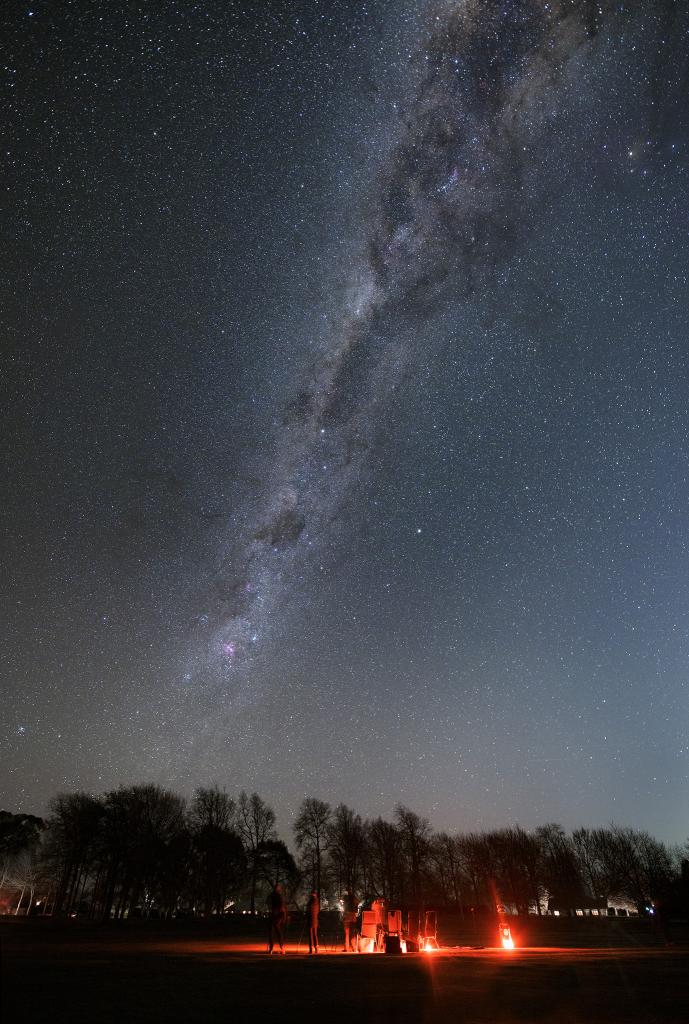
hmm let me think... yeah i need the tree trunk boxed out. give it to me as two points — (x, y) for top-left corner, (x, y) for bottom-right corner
(14, 885), (26, 915)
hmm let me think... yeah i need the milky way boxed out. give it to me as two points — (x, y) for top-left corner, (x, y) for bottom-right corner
(206, 0), (685, 695)
(5, 0), (689, 839)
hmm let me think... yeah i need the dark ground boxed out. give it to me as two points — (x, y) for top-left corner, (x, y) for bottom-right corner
(2, 917), (688, 1024)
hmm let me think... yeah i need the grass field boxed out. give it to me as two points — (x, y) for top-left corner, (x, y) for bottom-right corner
(2, 918), (687, 1023)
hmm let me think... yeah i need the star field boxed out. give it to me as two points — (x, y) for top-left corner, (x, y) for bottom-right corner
(2, 0), (689, 844)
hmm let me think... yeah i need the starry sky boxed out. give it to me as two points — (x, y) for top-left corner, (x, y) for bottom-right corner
(3, 0), (689, 844)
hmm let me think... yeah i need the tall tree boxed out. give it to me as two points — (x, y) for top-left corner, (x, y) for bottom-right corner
(609, 827), (675, 911)
(43, 794), (103, 917)
(456, 832), (493, 908)
(98, 784), (187, 919)
(236, 791), (276, 914)
(395, 805), (431, 904)
(4, 847), (44, 915)
(0, 811), (45, 896)
(367, 817), (404, 902)
(495, 826), (544, 915)
(536, 823), (584, 911)
(326, 804), (365, 896)
(293, 797), (331, 897)
(572, 827), (626, 904)
(189, 787), (244, 917)
(428, 832), (465, 910)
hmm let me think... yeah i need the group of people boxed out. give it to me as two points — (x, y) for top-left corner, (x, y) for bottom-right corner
(266, 884), (360, 955)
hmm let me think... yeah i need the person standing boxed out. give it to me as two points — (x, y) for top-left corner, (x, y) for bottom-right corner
(268, 882), (287, 954)
(306, 890), (320, 954)
(342, 890), (358, 952)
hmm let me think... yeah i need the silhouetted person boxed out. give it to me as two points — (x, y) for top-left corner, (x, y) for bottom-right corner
(268, 882), (287, 954)
(306, 890), (320, 953)
(342, 890), (358, 951)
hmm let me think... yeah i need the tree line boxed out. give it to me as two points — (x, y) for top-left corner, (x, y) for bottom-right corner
(0, 787), (686, 919)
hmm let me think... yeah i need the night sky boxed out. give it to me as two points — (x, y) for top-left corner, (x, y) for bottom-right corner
(3, 0), (689, 844)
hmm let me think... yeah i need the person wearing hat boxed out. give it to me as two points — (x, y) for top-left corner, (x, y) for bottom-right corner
(306, 890), (320, 954)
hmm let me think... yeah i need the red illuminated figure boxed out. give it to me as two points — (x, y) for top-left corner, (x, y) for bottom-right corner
(495, 900), (516, 950)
